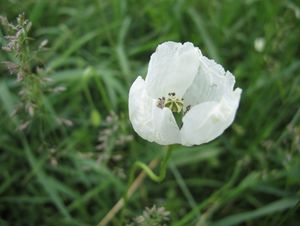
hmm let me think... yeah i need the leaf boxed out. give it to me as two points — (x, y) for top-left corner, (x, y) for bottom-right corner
(210, 198), (300, 226)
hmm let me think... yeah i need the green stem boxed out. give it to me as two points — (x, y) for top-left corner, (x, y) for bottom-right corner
(129, 146), (172, 185)
(120, 146), (173, 223)
(122, 146), (173, 209)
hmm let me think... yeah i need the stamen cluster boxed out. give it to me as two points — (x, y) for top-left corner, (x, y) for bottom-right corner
(157, 92), (184, 113)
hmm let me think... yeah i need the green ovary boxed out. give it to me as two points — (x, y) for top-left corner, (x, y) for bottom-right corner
(164, 99), (184, 113)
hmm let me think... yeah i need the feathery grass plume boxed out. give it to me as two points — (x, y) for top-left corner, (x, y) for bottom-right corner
(96, 112), (119, 152)
(127, 205), (170, 226)
(96, 112), (133, 179)
(1, 13), (32, 81)
(96, 112), (133, 152)
(1, 13), (62, 130)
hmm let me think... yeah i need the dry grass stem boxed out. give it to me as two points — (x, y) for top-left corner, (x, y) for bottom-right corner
(98, 159), (159, 226)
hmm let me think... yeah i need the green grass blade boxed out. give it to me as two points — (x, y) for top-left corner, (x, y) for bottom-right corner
(210, 198), (300, 226)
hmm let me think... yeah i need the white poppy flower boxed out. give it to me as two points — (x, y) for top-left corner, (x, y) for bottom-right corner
(129, 41), (242, 146)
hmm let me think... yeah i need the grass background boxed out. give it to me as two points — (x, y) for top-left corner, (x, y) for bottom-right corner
(0, 0), (300, 225)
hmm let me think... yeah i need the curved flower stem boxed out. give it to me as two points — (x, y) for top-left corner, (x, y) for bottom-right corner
(97, 146), (173, 226)
(123, 146), (172, 206)
(128, 146), (173, 186)
(119, 146), (172, 223)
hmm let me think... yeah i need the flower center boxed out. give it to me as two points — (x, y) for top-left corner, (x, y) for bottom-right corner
(157, 92), (191, 128)
(157, 93), (184, 113)
(165, 92), (184, 113)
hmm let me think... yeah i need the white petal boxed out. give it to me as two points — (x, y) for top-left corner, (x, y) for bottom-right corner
(145, 41), (201, 99)
(180, 88), (241, 146)
(183, 56), (237, 107)
(129, 76), (180, 145)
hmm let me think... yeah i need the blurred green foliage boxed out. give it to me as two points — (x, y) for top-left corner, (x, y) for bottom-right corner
(0, 0), (300, 226)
